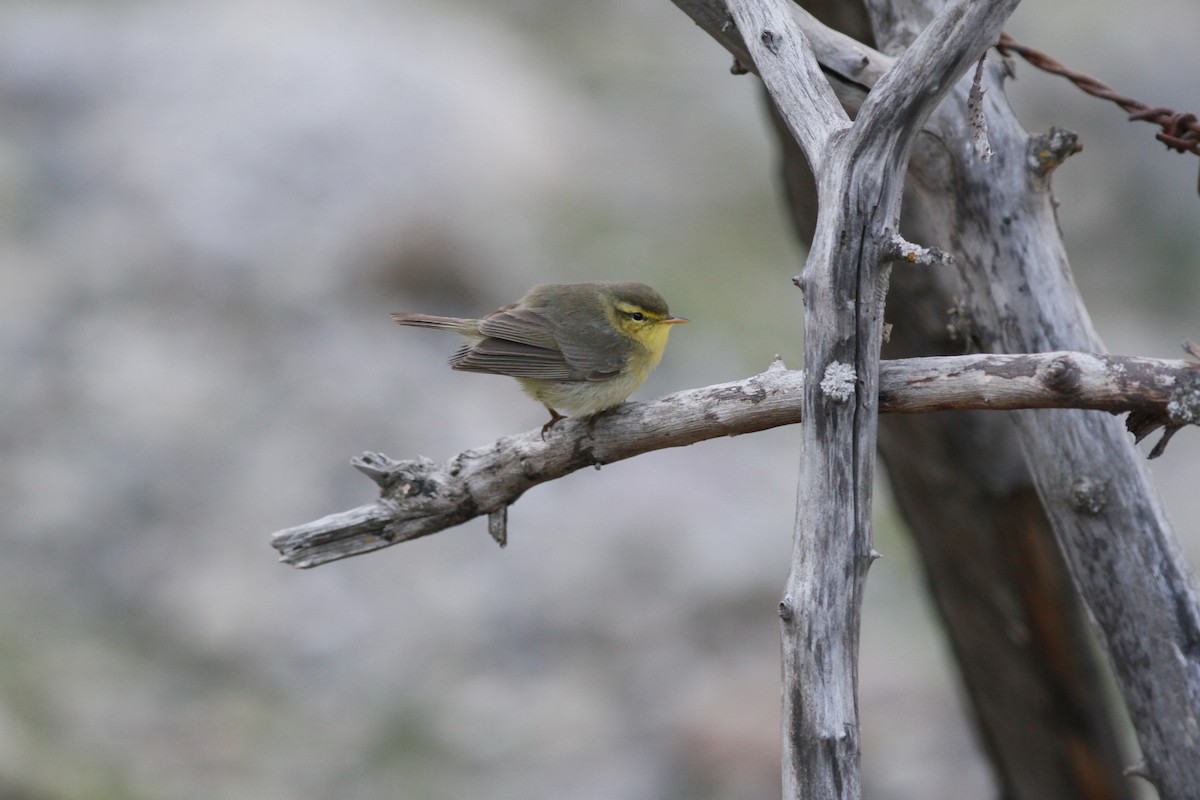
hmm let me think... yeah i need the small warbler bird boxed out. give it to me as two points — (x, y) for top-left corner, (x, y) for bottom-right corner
(391, 282), (687, 432)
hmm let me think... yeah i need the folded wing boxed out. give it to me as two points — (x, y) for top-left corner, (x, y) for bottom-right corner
(452, 306), (625, 382)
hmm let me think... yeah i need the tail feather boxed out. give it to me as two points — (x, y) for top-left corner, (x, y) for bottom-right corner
(390, 313), (478, 335)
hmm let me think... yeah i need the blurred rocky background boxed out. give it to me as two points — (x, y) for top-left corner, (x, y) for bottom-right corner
(1, 0), (1197, 798)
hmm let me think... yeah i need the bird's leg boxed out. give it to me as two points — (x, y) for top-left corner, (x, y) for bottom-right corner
(540, 406), (566, 440)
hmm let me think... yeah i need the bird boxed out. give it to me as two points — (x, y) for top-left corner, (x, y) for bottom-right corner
(391, 281), (687, 433)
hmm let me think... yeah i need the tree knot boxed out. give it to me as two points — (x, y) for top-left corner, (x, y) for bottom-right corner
(778, 594), (795, 621)
(1069, 476), (1109, 515)
(1041, 356), (1080, 394)
(760, 29), (781, 55)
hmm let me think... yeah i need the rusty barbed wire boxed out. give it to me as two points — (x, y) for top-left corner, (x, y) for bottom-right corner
(996, 32), (1200, 194)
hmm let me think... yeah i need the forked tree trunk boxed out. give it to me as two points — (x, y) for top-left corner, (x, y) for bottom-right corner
(671, 0), (1200, 797)
(722, 1), (1024, 796)
(770, 3), (1135, 796)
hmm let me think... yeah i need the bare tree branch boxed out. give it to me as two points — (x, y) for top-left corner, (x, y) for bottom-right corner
(766, 7), (1134, 790)
(752, 0), (1020, 795)
(270, 350), (1199, 568)
(726, 0), (848, 171)
(903, 19), (1200, 799)
(670, 0), (891, 108)
(672, 1), (1200, 794)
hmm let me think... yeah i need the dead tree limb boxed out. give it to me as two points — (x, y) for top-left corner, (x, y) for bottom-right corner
(272, 350), (1199, 567)
(668, 2), (1200, 795)
(905, 25), (1200, 800)
(728, 0), (1021, 796)
(768, 8), (1133, 793)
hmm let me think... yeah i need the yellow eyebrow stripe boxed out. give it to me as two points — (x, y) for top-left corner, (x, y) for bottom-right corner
(614, 302), (663, 320)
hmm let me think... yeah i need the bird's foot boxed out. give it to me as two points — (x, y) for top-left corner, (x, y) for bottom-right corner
(540, 407), (566, 441)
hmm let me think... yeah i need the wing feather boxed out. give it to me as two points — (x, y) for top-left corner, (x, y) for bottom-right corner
(453, 302), (630, 382)
(476, 307), (559, 349)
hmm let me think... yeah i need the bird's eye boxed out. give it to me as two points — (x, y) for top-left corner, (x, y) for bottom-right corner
(630, 311), (646, 321)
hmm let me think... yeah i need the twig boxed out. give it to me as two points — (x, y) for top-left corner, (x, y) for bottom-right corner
(271, 351), (1200, 568)
(881, 232), (954, 266)
(968, 54), (993, 161)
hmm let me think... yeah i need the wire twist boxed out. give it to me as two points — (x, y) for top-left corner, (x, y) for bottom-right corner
(997, 33), (1200, 193)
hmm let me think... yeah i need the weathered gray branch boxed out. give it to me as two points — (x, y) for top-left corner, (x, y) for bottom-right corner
(670, 2), (1200, 795)
(877, 268), (1136, 798)
(271, 351), (1199, 568)
(733, 0), (1020, 796)
(900, 19), (1200, 800)
(761, 8), (1127, 791)
(725, 0), (847, 171)
(671, 0), (891, 108)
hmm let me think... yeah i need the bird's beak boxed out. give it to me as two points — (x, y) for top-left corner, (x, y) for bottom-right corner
(661, 316), (689, 325)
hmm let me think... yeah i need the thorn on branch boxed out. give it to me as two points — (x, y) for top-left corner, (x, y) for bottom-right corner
(760, 29), (780, 56)
(1183, 339), (1200, 361)
(730, 57), (749, 76)
(882, 233), (954, 267)
(968, 54), (993, 162)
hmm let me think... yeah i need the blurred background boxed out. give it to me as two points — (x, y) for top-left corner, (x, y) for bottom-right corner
(1, 0), (1198, 797)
